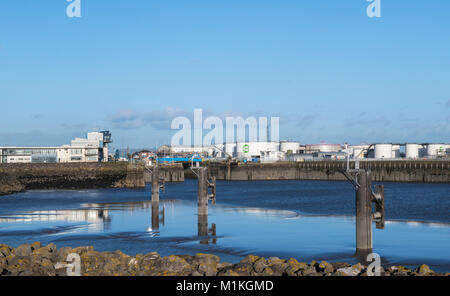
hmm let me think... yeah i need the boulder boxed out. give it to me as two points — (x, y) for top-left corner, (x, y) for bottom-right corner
(253, 259), (268, 274)
(416, 264), (434, 276)
(153, 255), (193, 276)
(317, 261), (334, 274)
(0, 244), (13, 257)
(15, 244), (33, 257)
(334, 264), (365, 276)
(230, 262), (254, 276)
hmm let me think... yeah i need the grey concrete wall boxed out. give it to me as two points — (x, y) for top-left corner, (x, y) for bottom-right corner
(143, 163), (185, 183)
(202, 161), (450, 183)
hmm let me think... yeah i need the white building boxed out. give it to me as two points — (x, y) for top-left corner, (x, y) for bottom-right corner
(0, 131), (111, 164)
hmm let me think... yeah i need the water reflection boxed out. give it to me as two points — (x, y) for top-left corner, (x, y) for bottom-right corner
(198, 215), (217, 245)
(150, 201), (165, 234)
(0, 209), (111, 232)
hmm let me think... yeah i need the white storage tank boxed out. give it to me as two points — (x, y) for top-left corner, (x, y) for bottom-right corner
(427, 144), (445, 157)
(405, 144), (420, 158)
(374, 144), (392, 159)
(307, 143), (341, 153)
(280, 141), (300, 154)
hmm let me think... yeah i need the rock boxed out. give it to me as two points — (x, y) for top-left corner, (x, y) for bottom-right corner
(72, 246), (94, 255)
(241, 255), (260, 264)
(217, 262), (232, 270)
(217, 266), (240, 276)
(56, 246), (74, 262)
(266, 257), (288, 276)
(0, 242), (445, 277)
(391, 266), (411, 276)
(334, 264), (365, 276)
(0, 257), (7, 274)
(221, 270), (240, 276)
(300, 265), (319, 276)
(231, 262), (254, 276)
(267, 257), (285, 265)
(153, 255), (193, 276)
(253, 259), (268, 274)
(5, 256), (33, 276)
(0, 244), (13, 257)
(317, 261), (334, 274)
(416, 264), (434, 276)
(332, 262), (350, 270)
(198, 261), (218, 276)
(385, 266), (398, 275)
(284, 258), (301, 275)
(15, 244), (33, 257)
(31, 257), (57, 276)
(261, 267), (274, 276)
(31, 242), (42, 251)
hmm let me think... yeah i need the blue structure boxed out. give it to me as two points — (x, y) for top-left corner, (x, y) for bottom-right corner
(156, 157), (202, 163)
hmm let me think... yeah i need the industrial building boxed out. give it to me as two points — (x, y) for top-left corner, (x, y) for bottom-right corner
(160, 140), (449, 163)
(0, 131), (112, 164)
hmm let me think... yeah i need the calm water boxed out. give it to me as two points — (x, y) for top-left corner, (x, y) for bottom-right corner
(0, 180), (449, 272)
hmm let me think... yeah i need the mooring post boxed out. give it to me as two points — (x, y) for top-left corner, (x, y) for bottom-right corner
(356, 170), (373, 252)
(151, 163), (160, 203)
(198, 214), (208, 244)
(197, 167), (208, 216)
(151, 201), (159, 230)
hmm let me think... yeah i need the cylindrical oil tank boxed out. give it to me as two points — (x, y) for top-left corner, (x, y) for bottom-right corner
(374, 144), (392, 159)
(405, 144), (419, 158)
(427, 144), (445, 157)
(308, 143), (341, 153)
(280, 141), (300, 154)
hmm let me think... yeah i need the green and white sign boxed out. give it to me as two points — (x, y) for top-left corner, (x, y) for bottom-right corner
(242, 144), (250, 154)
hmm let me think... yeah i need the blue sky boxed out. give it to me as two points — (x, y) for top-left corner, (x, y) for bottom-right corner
(0, 0), (449, 149)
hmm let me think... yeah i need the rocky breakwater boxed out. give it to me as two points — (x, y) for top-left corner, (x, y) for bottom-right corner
(0, 243), (447, 276)
(0, 162), (145, 196)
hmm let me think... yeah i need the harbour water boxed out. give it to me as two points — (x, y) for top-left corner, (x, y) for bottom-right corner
(0, 180), (449, 272)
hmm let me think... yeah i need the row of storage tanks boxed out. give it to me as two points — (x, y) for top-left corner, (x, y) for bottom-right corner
(373, 143), (448, 159)
(211, 142), (449, 160)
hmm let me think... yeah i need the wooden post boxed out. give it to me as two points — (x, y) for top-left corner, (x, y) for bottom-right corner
(373, 184), (385, 229)
(197, 167), (208, 216)
(356, 170), (373, 252)
(151, 201), (159, 230)
(198, 214), (208, 244)
(151, 164), (160, 203)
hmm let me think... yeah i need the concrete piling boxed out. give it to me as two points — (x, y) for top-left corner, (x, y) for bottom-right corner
(151, 201), (159, 230)
(151, 164), (160, 203)
(197, 167), (208, 216)
(356, 170), (373, 252)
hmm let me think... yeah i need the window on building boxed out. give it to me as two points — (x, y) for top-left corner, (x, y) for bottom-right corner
(70, 149), (82, 155)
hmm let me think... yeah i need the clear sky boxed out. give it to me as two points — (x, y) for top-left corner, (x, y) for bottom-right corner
(0, 0), (449, 149)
